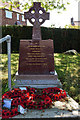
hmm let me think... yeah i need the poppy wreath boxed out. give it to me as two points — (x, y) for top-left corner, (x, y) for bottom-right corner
(2, 108), (19, 119)
(42, 87), (67, 101)
(2, 87), (67, 118)
(26, 94), (52, 110)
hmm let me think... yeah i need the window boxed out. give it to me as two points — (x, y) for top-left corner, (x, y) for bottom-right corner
(17, 13), (19, 20)
(5, 10), (12, 19)
(22, 15), (25, 21)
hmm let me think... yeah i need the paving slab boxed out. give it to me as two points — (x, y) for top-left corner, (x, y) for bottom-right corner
(13, 108), (80, 118)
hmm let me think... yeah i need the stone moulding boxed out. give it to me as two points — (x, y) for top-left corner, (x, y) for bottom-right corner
(14, 71), (62, 88)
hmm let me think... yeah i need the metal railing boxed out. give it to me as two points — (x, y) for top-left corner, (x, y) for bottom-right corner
(0, 35), (11, 90)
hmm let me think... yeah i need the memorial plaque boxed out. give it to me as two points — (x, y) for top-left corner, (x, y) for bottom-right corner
(18, 40), (54, 75)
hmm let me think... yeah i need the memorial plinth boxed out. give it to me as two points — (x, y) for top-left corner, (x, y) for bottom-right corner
(15, 72), (62, 88)
(15, 2), (62, 88)
(15, 39), (62, 88)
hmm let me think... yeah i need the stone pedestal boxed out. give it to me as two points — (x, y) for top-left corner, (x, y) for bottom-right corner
(14, 71), (62, 88)
(14, 2), (62, 88)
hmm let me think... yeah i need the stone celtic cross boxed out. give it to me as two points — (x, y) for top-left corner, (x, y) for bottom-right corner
(24, 2), (49, 41)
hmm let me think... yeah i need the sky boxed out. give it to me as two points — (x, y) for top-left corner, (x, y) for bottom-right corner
(43, 0), (78, 28)
(20, 0), (79, 28)
(45, 0), (78, 28)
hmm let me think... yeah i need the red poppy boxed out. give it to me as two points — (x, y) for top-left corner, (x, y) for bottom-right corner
(30, 88), (36, 92)
(41, 94), (47, 99)
(11, 108), (19, 117)
(11, 98), (19, 107)
(44, 96), (52, 104)
(26, 92), (30, 97)
(2, 109), (11, 119)
(32, 101), (37, 108)
(49, 93), (54, 99)
(21, 90), (27, 94)
(2, 94), (9, 100)
(31, 93), (36, 99)
(37, 106), (43, 110)
(25, 95), (29, 100)
(54, 94), (59, 101)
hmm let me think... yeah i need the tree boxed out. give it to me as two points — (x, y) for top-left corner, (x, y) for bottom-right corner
(1, 0), (70, 11)
(65, 24), (79, 29)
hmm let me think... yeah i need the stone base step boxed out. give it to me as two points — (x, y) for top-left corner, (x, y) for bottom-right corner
(14, 83), (62, 88)
(14, 71), (62, 88)
(14, 79), (62, 88)
(15, 71), (58, 80)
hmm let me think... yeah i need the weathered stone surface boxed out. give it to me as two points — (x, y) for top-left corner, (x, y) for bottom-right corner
(72, 110), (79, 115)
(53, 101), (67, 110)
(13, 108), (80, 118)
(18, 40), (54, 75)
(68, 97), (79, 110)
(24, 2), (49, 41)
(52, 97), (79, 111)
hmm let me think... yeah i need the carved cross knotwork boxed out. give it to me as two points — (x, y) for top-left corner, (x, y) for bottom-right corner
(24, 2), (49, 41)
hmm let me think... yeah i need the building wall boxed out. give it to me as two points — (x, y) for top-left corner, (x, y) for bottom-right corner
(0, 9), (2, 26)
(78, 1), (80, 22)
(0, 9), (26, 26)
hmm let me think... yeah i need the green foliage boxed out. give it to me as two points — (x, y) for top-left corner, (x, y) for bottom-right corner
(1, 53), (80, 104)
(2, 26), (80, 53)
(65, 24), (79, 29)
(2, 54), (19, 93)
(2, 0), (70, 11)
(54, 53), (80, 104)
(2, 25), (32, 53)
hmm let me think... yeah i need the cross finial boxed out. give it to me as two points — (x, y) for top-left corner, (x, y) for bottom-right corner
(24, 2), (49, 41)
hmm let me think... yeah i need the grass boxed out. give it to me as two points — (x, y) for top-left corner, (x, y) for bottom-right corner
(1, 53), (80, 104)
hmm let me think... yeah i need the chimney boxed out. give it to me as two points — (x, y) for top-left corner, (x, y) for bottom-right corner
(71, 17), (75, 26)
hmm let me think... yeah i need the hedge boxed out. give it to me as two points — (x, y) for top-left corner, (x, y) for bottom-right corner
(1, 25), (80, 53)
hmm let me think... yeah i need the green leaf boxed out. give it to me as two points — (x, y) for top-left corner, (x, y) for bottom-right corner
(1, 0), (70, 13)
(63, 7), (66, 11)
(57, 11), (61, 13)
(67, 2), (70, 5)
(9, 5), (12, 11)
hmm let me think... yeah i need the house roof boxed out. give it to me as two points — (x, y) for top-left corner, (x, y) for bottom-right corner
(0, 2), (24, 14)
